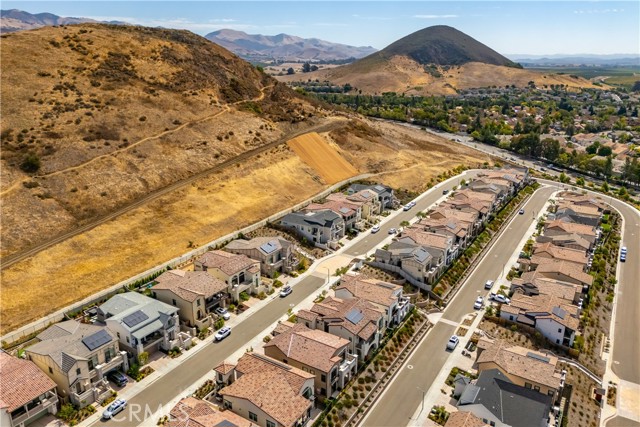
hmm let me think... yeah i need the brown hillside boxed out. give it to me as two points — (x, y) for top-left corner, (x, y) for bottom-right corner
(277, 57), (604, 95)
(287, 132), (358, 183)
(0, 24), (321, 257)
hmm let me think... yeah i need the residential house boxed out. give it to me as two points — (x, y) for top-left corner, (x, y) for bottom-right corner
(535, 233), (592, 252)
(467, 180), (509, 203)
(444, 411), (489, 427)
(25, 321), (128, 408)
(264, 323), (356, 397)
(153, 270), (228, 330)
(304, 199), (362, 231)
(500, 294), (580, 346)
(553, 204), (602, 227)
(452, 188), (498, 213)
(441, 198), (492, 226)
(457, 369), (553, 427)
(428, 208), (481, 240)
(416, 216), (473, 249)
(529, 242), (588, 270)
(478, 167), (529, 190)
(530, 261), (593, 288)
(219, 352), (315, 427)
(400, 228), (458, 266)
(280, 210), (345, 249)
(327, 189), (381, 219)
(335, 275), (411, 328)
(475, 339), (563, 401)
(346, 184), (394, 209)
(0, 351), (58, 427)
(225, 237), (297, 277)
(296, 296), (384, 360)
(194, 250), (265, 302)
(97, 292), (188, 358)
(510, 276), (583, 305)
(373, 240), (438, 289)
(167, 397), (252, 427)
(543, 220), (598, 245)
(557, 192), (608, 213)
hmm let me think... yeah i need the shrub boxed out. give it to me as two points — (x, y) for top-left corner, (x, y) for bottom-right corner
(239, 291), (250, 301)
(137, 351), (149, 366)
(263, 335), (271, 343)
(20, 152), (41, 173)
(127, 364), (140, 380)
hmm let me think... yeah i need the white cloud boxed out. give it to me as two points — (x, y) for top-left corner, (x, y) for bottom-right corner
(573, 9), (624, 14)
(413, 14), (458, 19)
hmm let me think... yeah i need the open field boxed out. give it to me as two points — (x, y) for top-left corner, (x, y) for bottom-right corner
(287, 131), (358, 183)
(0, 119), (489, 333)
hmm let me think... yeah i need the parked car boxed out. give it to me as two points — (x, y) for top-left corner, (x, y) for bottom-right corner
(446, 335), (460, 351)
(442, 189), (449, 195)
(620, 246), (627, 262)
(214, 326), (231, 341)
(490, 293), (510, 304)
(403, 204), (412, 211)
(215, 307), (231, 320)
(371, 225), (380, 233)
(279, 285), (293, 297)
(484, 280), (494, 290)
(102, 399), (127, 419)
(388, 228), (397, 235)
(408, 201), (417, 207)
(473, 296), (484, 310)
(106, 370), (128, 387)
(518, 208), (525, 215)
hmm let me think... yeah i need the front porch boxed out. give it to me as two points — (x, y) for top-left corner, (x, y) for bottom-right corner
(9, 391), (58, 427)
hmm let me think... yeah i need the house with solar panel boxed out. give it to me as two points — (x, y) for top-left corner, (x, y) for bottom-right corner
(96, 292), (190, 359)
(304, 199), (363, 231)
(224, 236), (298, 277)
(25, 321), (128, 408)
(346, 184), (395, 209)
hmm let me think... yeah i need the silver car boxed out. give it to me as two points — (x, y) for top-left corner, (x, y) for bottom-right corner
(102, 399), (127, 419)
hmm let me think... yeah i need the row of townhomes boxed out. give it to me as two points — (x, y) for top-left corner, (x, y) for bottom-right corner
(446, 338), (568, 427)
(280, 183), (394, 249)
(373, 168), (530, 291)
(500, 191), (605, 348)
(0, 235), (302, 421)
(171, 272), (413, 427)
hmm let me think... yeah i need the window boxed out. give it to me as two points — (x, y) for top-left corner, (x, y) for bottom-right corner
(548, 390), (555, 396)
(197, 299), (201, 306)
(558, 328), (562, 333)
(525, 382), (532, 389)
(126, 336), (130, 343)
(49, 367), (53, 374)
(534, 385), (540, 392)
(321, 374), (326, 382)
(172, 299), (177, 306)
(309, 369), (315, 375)
(267, 420), (276, 427)
(249, 412), (258, 422)
(223, 400), (232, 410)
(556, 339), (560, 344)
(117, 332), (121, 339)
(283, 359), (288, 364)
(76, 368), (81, 375)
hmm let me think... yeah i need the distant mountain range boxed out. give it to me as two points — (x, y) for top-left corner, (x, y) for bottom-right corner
(508, 54), (640, 67)
(0, 9), (126, 32)
(205, 29), (377, 63)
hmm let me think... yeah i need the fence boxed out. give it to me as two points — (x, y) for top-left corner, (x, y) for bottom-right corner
(365, 261), (431, 291)
(1, 173), (374, 348)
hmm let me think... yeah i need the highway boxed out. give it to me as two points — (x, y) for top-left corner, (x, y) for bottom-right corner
(358, 185), (557, 427)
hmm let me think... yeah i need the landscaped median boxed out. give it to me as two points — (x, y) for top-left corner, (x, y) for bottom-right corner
(312, 308), (431, 427)
(433, 182), (540, 301)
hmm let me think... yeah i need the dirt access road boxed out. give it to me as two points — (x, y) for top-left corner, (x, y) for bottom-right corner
(0, 117), (347, 269)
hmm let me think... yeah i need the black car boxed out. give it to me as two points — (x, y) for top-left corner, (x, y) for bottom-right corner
(107, 370), (128, 387)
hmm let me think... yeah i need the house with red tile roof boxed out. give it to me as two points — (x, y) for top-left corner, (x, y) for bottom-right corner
(195, 250), (264, 303)
(167, 397), (253, 427)
(1, 351), (59, 427)
(219, 353), (315, 427)
(264, 323), (355, 397)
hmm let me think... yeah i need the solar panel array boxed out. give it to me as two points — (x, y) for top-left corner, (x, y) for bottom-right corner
(526, 351), (551, 364)
(123, 310), (149, 328)
(82, 329), (112, 351)
(345, 308), (364, 324)
(551, 306), (566, 319)
(259, 241), (278, 254)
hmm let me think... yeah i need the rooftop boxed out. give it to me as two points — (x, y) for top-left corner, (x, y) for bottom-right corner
(225, 236), (292, 255)
(154, 270), (228, 302)
(196, 250), (259, 276)
(336, 275), (402, 308)
(401, 228), (453, 251)
(305, 296), (383, 340)
(0, 351), (57, 412)
(168, 397), (252, 427)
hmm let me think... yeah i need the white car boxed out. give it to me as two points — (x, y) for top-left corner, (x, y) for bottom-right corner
(371, 225), (380, 233)
(279, 285), (293, 297)
(403, 204), (412, 211)
(490, 293), (510, 304)
(102, 399), (127, 419)
(446, 335), (460, 351)
(388, 228), (397, 235)
(473, 296), (484, 310)
(484, 280), (494, 290)
(215, 307), (231, 320)
(214, 326), (231, 341)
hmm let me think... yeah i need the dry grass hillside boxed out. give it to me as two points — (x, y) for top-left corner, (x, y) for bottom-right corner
(0, 24), (322, 257)
(277, 57), (605, 95)
(0, 117), (489, 333)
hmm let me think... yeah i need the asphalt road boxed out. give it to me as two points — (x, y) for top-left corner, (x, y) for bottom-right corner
(96, 275), (325, 427)
(358, 185), (557, 427)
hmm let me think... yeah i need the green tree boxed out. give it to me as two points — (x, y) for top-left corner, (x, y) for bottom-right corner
(302, 62), (311, 73)
(597, 146), (612, 156)
(286, 67), (294, 75)
(601, 181), (610, 193)
(576, 176), (585, 186)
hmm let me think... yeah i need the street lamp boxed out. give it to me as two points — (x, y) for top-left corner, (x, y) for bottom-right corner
(417, 386), (427, 413)
(326, 268), (331, 285)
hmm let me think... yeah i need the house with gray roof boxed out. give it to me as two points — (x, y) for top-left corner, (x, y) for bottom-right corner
(224, 236), (298, 277)
(194, 250), (265, 302)
(25, 321), (128, 408)
(457, 369), (553, 427)
(97, 292), (190, 359)
(346, 183), (394, 208)
(374, 240), (439, 291)
(280, 210), (345, 250)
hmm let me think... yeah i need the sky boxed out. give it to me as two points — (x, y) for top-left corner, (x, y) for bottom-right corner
(3, 1), (639, 56)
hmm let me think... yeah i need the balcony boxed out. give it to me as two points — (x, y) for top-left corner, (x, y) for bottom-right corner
(339, 353), (357, 375)
(10, 392), (58, 427)
(71, 386), (96, 408)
